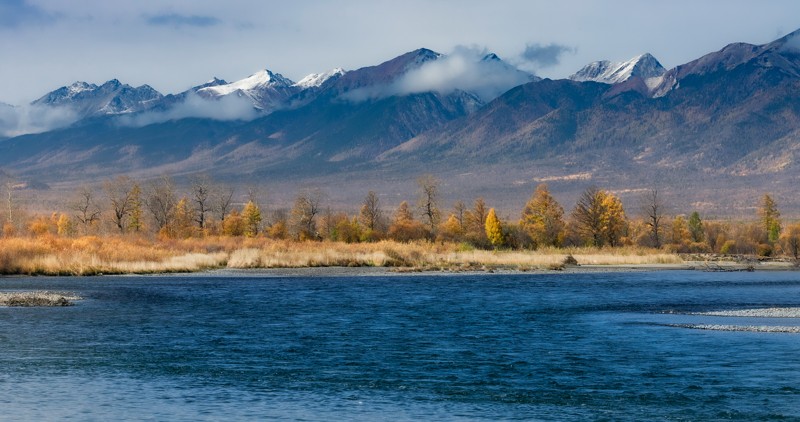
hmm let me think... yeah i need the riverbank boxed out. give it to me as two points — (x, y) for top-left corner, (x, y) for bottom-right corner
(0, 235), (685, 276)
(0, 235), (795, 276)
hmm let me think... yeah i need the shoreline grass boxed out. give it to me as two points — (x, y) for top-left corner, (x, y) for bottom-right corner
(0, 235), (690, 276)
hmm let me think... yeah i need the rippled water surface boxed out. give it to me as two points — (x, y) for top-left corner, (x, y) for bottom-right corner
(2, 270), (800, 420)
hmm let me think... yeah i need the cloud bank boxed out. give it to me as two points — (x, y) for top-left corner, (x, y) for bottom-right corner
(343, 47), (534, 103)
(521, 43), (576, 68)
(0, 104), (79, 137)
(145, 13), (221, 28)
(0, 0), (57, 28)
(118, 91), (259, 127)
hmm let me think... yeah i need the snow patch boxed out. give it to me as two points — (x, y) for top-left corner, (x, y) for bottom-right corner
(570, 53), (666, 84)
(294, 68), (345, 89)
(199, 69), (293, 97)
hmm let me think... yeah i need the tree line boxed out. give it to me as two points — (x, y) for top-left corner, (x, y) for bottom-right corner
(2, 173), (799, 258)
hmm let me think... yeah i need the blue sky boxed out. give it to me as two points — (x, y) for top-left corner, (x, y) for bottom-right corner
(0, 0), (798, 104)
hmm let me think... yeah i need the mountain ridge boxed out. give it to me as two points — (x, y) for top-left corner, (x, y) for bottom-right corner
(3, 30), (800, 214)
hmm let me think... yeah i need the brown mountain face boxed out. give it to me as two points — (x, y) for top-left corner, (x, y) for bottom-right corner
(378, 30), (800, 214)
(2, 31), (800, 214)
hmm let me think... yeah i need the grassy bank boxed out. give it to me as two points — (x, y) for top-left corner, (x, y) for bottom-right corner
(0, 235), (682, 276)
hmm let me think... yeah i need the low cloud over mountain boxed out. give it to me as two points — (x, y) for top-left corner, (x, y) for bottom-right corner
(118, 91), (259, 127)
(342, 47), (535, 103)
(0, 103), (78, 137)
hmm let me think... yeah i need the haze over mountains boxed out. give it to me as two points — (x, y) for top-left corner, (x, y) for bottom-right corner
(2, 29), (800, 214)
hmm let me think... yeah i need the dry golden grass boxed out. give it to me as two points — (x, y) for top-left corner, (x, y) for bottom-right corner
(0, 235), (682, 276)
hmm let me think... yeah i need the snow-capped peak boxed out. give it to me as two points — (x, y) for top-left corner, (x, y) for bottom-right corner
(570, 53), (666, 84)
(67, 81), (97, 95)
(293, 68), (346, 89)
(199, 69), (294, 97)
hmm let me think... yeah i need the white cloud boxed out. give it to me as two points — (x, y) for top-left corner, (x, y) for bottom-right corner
(0, 103), (79, 137)
(342, 47), (534, 103)
(117, 91), (259, 127)
(781, 30), (800, 52)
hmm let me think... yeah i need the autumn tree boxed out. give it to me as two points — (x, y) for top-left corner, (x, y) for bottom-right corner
(387, 201), (427, 242)
(104, 176), (135, 233)
(416, 174), (441, 238)
(128, 182), (144, 233)
(438, 214), (464, 243)
(780, 223), (800, 260)
(758, 194), (781, 244)
(222, 210), (245, 236)
(571, 186), (626, 247)
(56, 213), (75, 237)
(242, 200), (262, 237)
(485, 208), (504, 248)
(171, 197), (196, 238)
(520, 184), (565, 248)
(289, 189), (324, 240)
(600, 192), (626, 247)
(640, 188), (666, 248)
(688, 211), (704, 243)
(72, 186), (102, 234)
(670, 215), (691, 247)
(267, 209), (288, 239)
(465, 197), (489, 246)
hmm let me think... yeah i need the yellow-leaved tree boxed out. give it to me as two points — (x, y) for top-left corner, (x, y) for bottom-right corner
(56, 213), (75, 237)
(599, 191), (626, 247)
(520, 184), (565, 248)
(438, 214), (464, 242)
(485, 208), (504, 248)
(222, 209), (245, 236)
(242, 200), (262, 238)
(172, 197), (195, 239)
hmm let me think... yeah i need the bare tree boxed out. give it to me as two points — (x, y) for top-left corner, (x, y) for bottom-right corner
(3, 179), (15, 226)
(416, 174), (441, 237)
(145, 176), (177, 231)
(289, 188), (324, 240)
(359, 191), (382, 231)
(72, 186), (102, 233)
(453, 200), (467, 232)
(214, 184), (235, 222)
(190, 174), (213, 230)
(641, 188), (666, 248)
(104, 176), (135, 233)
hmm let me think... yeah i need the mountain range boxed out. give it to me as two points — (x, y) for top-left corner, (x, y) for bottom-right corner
(2, 29), (800, 215)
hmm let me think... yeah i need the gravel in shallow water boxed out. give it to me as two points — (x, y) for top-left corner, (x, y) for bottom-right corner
(0, 291), (82, 307)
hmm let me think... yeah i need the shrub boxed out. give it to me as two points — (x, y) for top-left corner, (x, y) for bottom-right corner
(720, 240), (737, 254)
(757, 243), (773, 257)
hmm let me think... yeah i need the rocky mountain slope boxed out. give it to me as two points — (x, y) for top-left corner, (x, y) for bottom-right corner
(2, 30), (800, 213)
